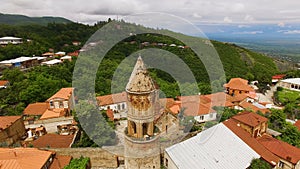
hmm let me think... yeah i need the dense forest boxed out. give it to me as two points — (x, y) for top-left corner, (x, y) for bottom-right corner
(0, 20), (284, 116)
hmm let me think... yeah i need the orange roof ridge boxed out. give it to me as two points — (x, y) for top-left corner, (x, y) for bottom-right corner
(47, 88), (73, 101)
(223, 119), (279, 166)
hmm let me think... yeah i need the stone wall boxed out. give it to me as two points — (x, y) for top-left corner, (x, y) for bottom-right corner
(49, 148), (118, 168)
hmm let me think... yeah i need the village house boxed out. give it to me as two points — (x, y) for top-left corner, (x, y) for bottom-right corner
(40, 88), (75, 120)
(223, 118), (280, 167)
(23, 102), (48, 122)
(224, 78), (256, 98)
(164, 111), (297, 169)
(42, 52), (54, 58)
(0, 36), (22, 45)
(0, 80), (9, 89)
(272, 74), (286, 84)
(0, 116), (26, 146)
(279, 78), (300, 91)
(164, 122), (263, 169)
(174, 95), (217, 123)
(60, 55), (72, 62)
(0, 56), (45, 69)
(0, 147), (72, 169)
(258, 135), (300, 169)
(231, 111), (268, 138)
(97, 92), (127, 112)
(41, 59), (62, 66)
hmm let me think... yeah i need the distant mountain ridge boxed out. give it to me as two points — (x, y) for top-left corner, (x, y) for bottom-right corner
(0, 13), (73, 25)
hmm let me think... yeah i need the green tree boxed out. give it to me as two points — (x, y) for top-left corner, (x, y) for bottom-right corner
(268, 109), (286, 131)
(248, 158), (271, 169)
(279, 123), (300, 147)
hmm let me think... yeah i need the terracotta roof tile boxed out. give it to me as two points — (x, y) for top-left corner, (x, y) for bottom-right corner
(224, 78), (254, 91)
(32, 134), (75, 148)
(238, 101), (270, 114)
(106, 109), (114, 121)
(223, 119), (280, 166)
(232, 111), (268, 127)
(47, 88), (73, 101)
(50, 155), (72, 169)
(294, 120), (300, 131)
(96, 92), (127, 106)
(177, 95), (211, 104)
(165, 98), (215, 116)
(258, 135), (300, 164)
(23, 102), (48, 116)
(0, 116), (21, 130)
(0, 80), (9, 86)
(272, 74), (286, 79)
(0, 148), (52, 169)
(231, 93), (249, 102)
(40, 108), (65, 120)
(203, 92), (235, 107)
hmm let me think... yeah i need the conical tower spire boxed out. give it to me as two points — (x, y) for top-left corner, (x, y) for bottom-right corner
(126, 56), (156, 93)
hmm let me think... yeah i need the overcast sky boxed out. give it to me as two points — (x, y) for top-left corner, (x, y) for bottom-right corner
(1, 0), (300, 26)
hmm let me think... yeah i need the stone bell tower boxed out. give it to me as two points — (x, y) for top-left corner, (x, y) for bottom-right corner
(124, 56), (161, 169)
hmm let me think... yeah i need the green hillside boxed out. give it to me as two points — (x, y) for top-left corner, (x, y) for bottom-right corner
(0, 13), (72, 25)
(0, 20), (280, 97)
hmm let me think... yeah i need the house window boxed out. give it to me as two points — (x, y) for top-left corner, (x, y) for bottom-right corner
(59, 102), (64, 108)
(49, 101), (54, 108)
(200, 116), (204, 120)
(122, 103), (125, 110)
(279, 161), (284, 168)
(165, 158), (168, 167)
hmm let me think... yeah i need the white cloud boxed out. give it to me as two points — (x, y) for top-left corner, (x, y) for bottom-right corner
(244, 15), (255, 22)
(223, 16), (232, 23)
(280, 30), (300, 34)
(277, 22), (285, 27)
(234, 31), (263, 35)
(0, 0), (300, 25)
(192, 13), (202, 19)
(238, 25), (250, 28)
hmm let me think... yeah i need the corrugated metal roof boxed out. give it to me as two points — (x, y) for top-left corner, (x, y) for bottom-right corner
(165, 123), (260, 169)
(281, 78), (300, 85)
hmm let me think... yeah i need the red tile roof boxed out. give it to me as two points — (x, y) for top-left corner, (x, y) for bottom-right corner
(0, 148), (52, 169)
(238, 101), (270, 114)
(23, 102), (48, 116)
(0, 116), (22, 130)
(295, 120), (300, 131)
(40, 108), (65, 120)
(224, 78), (254, 91)
(32, 134), (75, 148)
(0, 80), (9, 86)
(177, 95), (211, 104)
(232, 111), (268, 127)
(96, 92), (127, 106)
(203, 92), (235, 107)
(106, 109), (114, 121)
(272, 74), (286, 80)
(178, 101), (215, 116)
(258, 135), (300, 164)
(47, 88), (73, 101)
(224, 119), (280, 166)
(50, 155), (72, 169)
